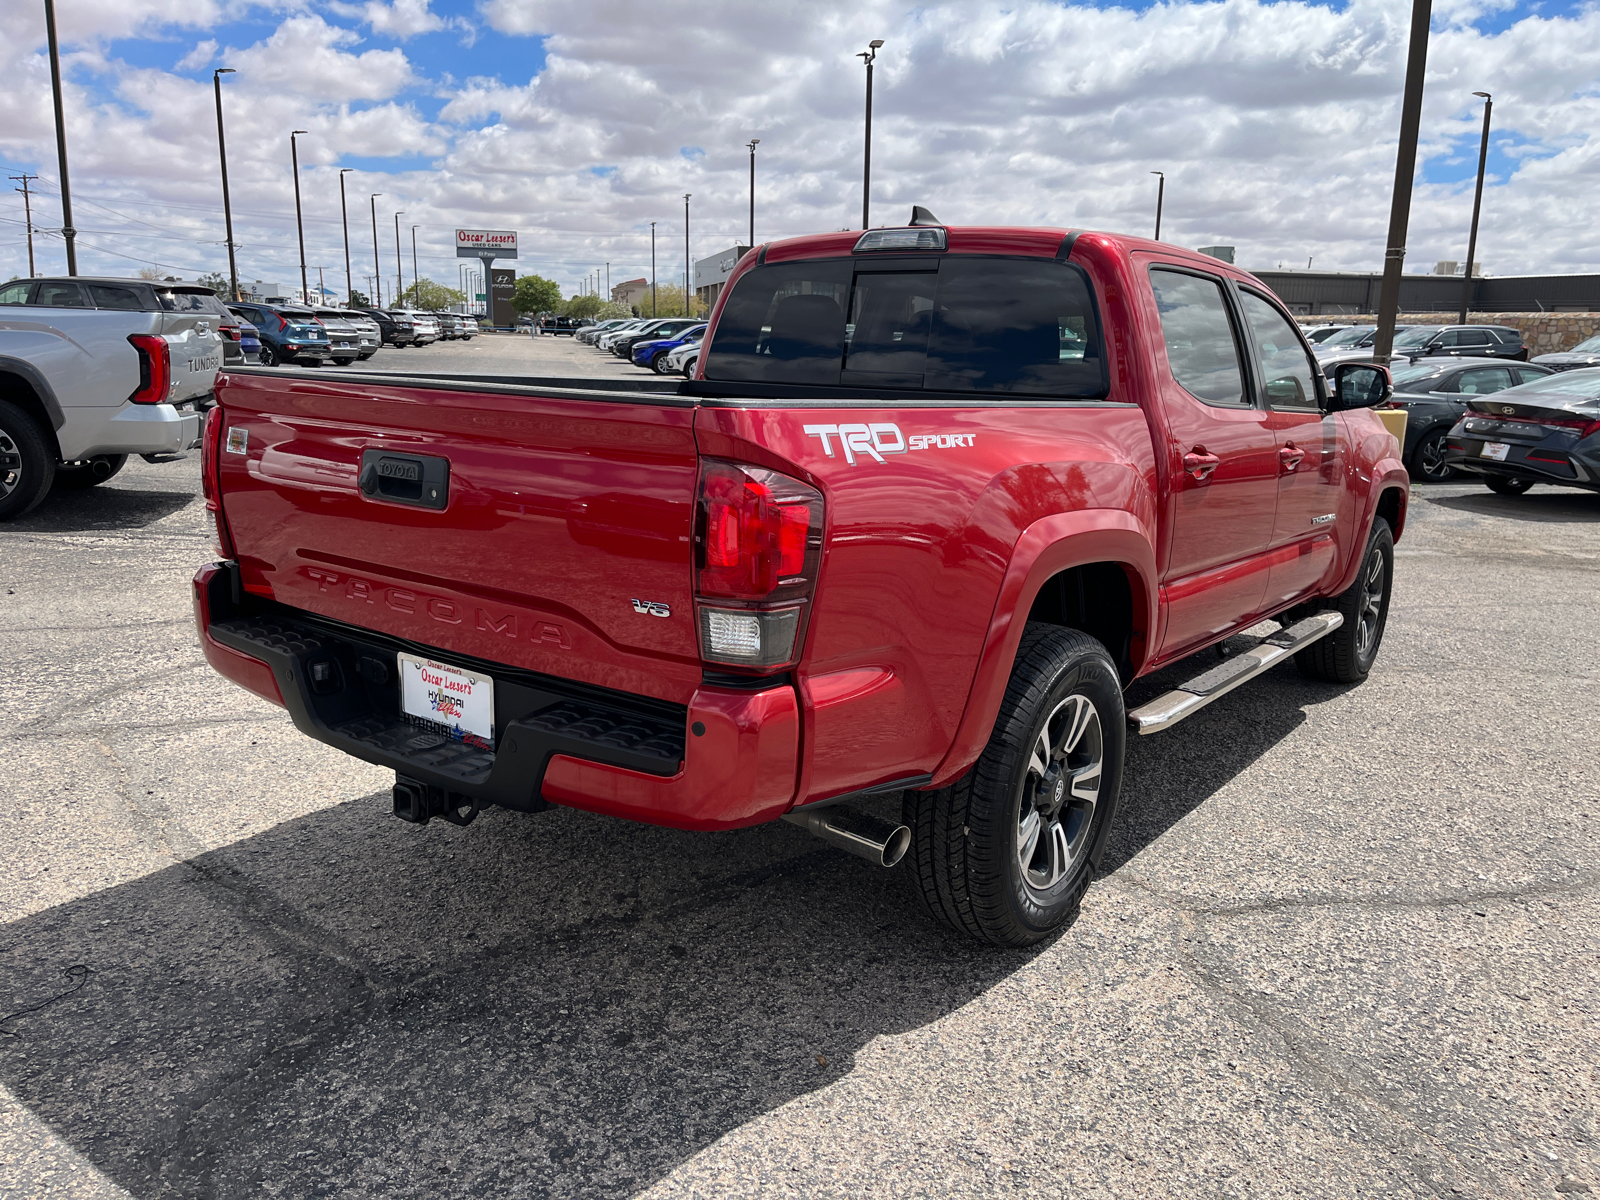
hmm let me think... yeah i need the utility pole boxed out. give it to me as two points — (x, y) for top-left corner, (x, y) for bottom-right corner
(651, 221), (657, 317)
(43, 0), (77, 274)
(369, 194), (382, 307)
(393, 210), (405, 306)
(316, 265), (324, 304)
(857, 40), (883, 230)
(339, 168), (353, 303)
(9, 175), (37, 276)
(684, 194), (692, 317)
(748, 139), (760, 246)
(1150, 171), (1164, 241)
(1373, 0), (1432, 366)
(1460, 92), (1493, 325)
(212, 69), (238, 299)
(290, 131), (309, 303)
(411, 224), (419, 303)
(605, 261), (610, 301)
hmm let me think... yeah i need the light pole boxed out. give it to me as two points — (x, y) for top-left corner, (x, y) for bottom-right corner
(411, 224), (420, 302)
(339, 168), (353, 303)
(605, 261), (610, 301)
(44, 0), (77, 274)
(369, 194), (383, 308)
(213, 68), (239, 299)
(290, 131), (309, 303)
(1373, 0), (1432, 366)
(1459, 91), (1493, 325)
(684, 193), (692, 316)
(857, 39), (884, 230)
(1150, 171), (1165, 241)
(393, 210), (405, 305)
(748, 139), (760, 246)
(651, 221), (657, 317)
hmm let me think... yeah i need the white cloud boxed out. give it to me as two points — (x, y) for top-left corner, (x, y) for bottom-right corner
(330, 0), (458, 40)
(175, 39), (218, 71)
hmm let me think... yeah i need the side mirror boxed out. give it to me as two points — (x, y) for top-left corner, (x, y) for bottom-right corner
(1328, 362), (1392, 411)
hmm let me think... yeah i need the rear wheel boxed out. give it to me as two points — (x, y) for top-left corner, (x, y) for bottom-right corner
(1408, 428), (1456, 482)
(54, 454), (127, 490)
(1486, 475), (1534, 496)
(0, 401), (54, 520)
(1296, 517), (1393, 684)
(903, 625), (1124, 946)
(258, 346), (279, 367)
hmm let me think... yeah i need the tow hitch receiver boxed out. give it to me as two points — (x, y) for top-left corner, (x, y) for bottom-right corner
(393, 775), (480, 826)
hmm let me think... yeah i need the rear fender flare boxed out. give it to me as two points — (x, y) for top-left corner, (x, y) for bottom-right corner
(929, 509), (1158, 789)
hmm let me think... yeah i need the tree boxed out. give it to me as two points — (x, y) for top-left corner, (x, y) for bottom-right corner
(639, 283), (694, 318)
(349, 288), (372, 307)
(512, 274), (562, 315)
(196, 271), (231, 297)
(563, 293), (605, 319)
(397, 277), (465, 311)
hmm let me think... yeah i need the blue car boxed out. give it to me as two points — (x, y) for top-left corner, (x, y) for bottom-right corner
(631, 323), (706, 373)
(236, 319), (261, 361)
(228, 302), (332, 368)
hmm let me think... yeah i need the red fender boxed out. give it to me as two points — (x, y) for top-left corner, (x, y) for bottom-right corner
(929, 509), (1158, 788)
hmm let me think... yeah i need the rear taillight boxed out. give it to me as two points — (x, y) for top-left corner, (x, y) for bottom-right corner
(201, 406), (237, 559)
(276, 313), (288, 331)
(1539, 416), (1600, 439)
(127, 334), (171, 404)
(694, 460), (823, 671)
(220, 324), (241, 342)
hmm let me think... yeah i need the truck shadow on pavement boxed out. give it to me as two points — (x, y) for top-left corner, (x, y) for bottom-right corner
(0, 665), (1321, 1199)
(13, 484), (195, 533)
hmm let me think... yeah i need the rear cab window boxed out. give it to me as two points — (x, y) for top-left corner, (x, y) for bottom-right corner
(704, 255), (1104, 397)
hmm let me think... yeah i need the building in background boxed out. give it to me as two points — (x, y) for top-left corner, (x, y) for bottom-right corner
(1254, 269), (1600, 315)
(611, 277), (649, 310)
(693, 245), (751, 313)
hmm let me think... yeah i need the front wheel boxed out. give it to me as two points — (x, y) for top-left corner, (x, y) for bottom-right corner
(54, 454), (127, 490)
(903, 625), (1124, 946)
(1296, 517), (1393, 684)
(0, 400), (55, 520)
(1408, 429), (1456, 482)
(1486, 475), (1534, 496)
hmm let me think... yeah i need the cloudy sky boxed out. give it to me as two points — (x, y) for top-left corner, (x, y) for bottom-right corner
(0, 0), (1596, 303)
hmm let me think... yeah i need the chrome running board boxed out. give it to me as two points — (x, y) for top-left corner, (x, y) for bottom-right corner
(1127, 611), (1343, 735)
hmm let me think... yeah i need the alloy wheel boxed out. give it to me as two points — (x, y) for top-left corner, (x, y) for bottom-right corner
(1356, 544), (1387, 659)
(0, 429), (22, 498)
(1416, 431), (1454, 481)
(1017, 693), (1104, 893)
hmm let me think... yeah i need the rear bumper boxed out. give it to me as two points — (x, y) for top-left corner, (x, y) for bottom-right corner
(60, 400), (204, 460)
(192, 563), (799, 830)
(1443, 436), (1600, 491)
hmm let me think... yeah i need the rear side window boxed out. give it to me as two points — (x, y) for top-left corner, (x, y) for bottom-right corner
(158, 290), (227, 314)
(1149, 269), (1246, 406)
(1512, 367), (1549, 385)
(1455, 367), (1512, 394)
(89, 284), (146, 311)
(34, 281), (87, 307)
(705, 256), (1102, 396)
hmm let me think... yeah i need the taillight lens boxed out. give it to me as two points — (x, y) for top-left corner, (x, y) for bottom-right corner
(201, 406), (236, 559)
(276, 313), (288, 331)
(695, 460), (823, 671)
(127, 334), (170, 404)
(220, 324), (241, 341)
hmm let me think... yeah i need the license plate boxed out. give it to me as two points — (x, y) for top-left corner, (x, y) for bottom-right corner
(1480, 442), (1510, 461)
(336, 341), (351, 348)
(190, 353), (220, 373)
(397, 653), (495, 748)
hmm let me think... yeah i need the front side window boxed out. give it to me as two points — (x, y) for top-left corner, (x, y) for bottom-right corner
(1149, 269), (1245, 406)
(705, 256), (1103, 396)
(1239, 290), (1320, 410)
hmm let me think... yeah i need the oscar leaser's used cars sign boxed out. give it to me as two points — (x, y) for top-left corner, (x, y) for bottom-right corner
(455, 230), (518, 259)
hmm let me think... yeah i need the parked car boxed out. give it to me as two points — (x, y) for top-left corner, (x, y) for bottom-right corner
(351, 307), (416, 348)
(575, 319), (629, 345)
(236, 318), (261, 361)
(228, 302), (332, 368)
(597, 320), (655, 351)
(539, 316), (585, 336)
(1384, 358), (1554, 481)
(311, 308), (375, 366)
(435, 313), (465, 340)
(613, 319), (701, 360)
(1441, 367), (1600, 495)
(195, 216), (1407, 946)
(460, 317), (478, 339)
(631, 323), (706, 372)
(1384, 324), (1527, 365)
(398, 311), (439, 345)
(1314, 325), (1383, 353)
(1531, 334), (1600, 373)
(662, 337), (701, 379)
(1302, 324), (1350, 344)
(0, 275), (217, 516)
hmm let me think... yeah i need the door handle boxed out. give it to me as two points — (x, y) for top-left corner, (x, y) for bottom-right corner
(1279, 444), (1305, 472)
(1183, 450), (1220, 482)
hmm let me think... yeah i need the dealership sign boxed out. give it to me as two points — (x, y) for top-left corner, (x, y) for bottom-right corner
(455, 229), (518, 259)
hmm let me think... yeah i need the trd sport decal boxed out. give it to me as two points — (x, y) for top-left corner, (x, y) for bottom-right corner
(803, 422), (974, 465)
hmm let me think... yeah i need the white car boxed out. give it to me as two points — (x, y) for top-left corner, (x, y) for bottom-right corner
(663, 336), (701, 378)
(597, 320), (659, 351)
(460, 317), (478, 339)
(395, 310), (440, 345)
(0, 275), (217, 517)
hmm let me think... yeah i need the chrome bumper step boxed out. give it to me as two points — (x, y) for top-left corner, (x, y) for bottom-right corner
(1127, 611), (1343, 735)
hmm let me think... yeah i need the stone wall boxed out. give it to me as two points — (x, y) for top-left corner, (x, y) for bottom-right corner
(1299, 312), (1600, 357)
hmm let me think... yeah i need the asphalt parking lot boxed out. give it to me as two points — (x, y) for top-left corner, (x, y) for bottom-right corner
(2, 334), (1596, 1199)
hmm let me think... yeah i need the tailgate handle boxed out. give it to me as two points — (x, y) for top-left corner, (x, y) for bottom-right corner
(358, 449), (449, 510)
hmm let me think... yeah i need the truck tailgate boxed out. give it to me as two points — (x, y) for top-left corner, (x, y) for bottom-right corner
(215, 371), (703, 705)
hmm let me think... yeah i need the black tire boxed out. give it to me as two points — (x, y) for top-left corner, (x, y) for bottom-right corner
(258, 346), (279, 367)
(1485, 475), (1534, 496)
(1408, 428), (1456, 482)
(682, 358), (698, 379)
(903, 624), (1125, 946)
(54, 454), (127, 490)
(1296, 518), (1394, 684)
(649, 352), (669, 373)
(0, 400), (55, 520)
(332, 357), (357, 367)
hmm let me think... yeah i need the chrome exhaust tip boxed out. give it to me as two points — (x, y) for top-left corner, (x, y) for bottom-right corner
(783, 805), (911, 868)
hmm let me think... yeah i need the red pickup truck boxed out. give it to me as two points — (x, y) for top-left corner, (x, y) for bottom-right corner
(194, 216), (1407, 945)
